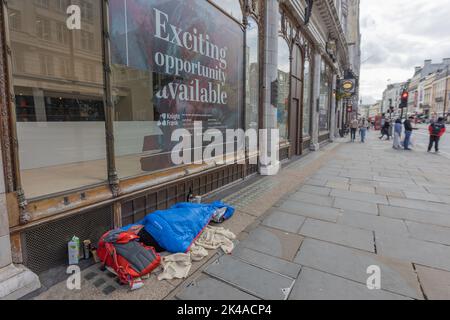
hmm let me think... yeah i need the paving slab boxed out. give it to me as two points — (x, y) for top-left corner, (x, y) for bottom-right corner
(338, 211), (409, 236)
(279, 200), (341, 223)
(289, 267), (411, 300)
(403, 191), (444, 203)
(238, 226), (304, 261)
(326, 181), (350, 190)
(330, 189), (389, 205)
(373, 176), (417, 185)
(379, 205), (450, 228)
(429, 187), (450, 196)
(333, 197), (379, 216)
(349, 184), (376, 194)
(294, 238), (423, 299)
(387, 197), (450, 214)
(204, 255), (294, 300)
(415, 265), (450, 300)
(176, 275), (259, 300)
(376, 234), (450, 272)
(262, 210), (306, 234)
(299, 219), (375, 252)
(298, 185), (332, 196)
(376, 187), (405, 198)
(232, 247), (302, 279)
(287, 191), (334, 207)
(405, 221), (450, 246)
(304, 178), (328, 187)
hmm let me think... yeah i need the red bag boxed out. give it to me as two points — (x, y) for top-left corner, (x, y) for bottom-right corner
(97, 229), (161, 288)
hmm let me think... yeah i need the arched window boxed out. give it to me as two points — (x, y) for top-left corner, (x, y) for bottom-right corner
(277, 36), (290, 142)
(246, 17), (259, 131)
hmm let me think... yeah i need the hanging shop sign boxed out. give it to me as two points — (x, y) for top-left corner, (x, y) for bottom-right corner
(341, 79), (356, 97)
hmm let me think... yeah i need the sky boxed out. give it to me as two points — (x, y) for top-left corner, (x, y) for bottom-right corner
(360, 0), (450, 105)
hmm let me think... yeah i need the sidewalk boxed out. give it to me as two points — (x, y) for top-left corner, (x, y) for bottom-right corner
(172, 131), (450, 300)
(32, 131), (450, 300)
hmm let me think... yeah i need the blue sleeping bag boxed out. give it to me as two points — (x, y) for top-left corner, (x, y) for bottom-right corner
(123, 201), (234, 253)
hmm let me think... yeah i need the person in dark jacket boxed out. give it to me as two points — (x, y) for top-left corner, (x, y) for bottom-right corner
(428, 117), (446, 153)
(403, 116), (415, 150)
(379, 118), (391, 140)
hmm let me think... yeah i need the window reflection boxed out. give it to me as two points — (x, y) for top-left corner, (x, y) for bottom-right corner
(209, 0), (243, 22)
(246, 18), (259, 131)
(9, 0), (106, 198)
(303, 58), (311, 136)
(277, 36), (290, 142)
(319, 60), (331, 132)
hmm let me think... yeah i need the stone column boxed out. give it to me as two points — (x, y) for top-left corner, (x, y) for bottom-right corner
(310, 53), (322, 151)
(0, 135), (40, 299)
(329, 73), (337, 141)
(259, 0), (280, 176)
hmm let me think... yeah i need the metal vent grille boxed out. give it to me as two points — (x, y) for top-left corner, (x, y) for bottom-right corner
(23, 206), (114, 274)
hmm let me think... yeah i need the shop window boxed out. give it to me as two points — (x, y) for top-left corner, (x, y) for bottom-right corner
(39, 54), (54, 76)
(9, 10), (21, 31)
(277, 36), (290, 142)
(80, 31), (94, 51)
(245, 17), (259, 131)
(34, 0), (49, 8)
(209, 0), (243, 22)
(303, 58), (312, 136)
(55, 0), (70, 13)
(109, 0), (244, 179)
(56, 22), (69, 45)
(80, 0), (94, 23)
(36, 17), (51, 41)
(8, 0), (106, 198)
(319, 60), (332, 132)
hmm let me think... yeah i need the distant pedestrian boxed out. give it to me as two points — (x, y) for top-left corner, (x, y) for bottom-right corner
(428, 117), (446, 153)
(393, 119), (403, 149)
(350, 117), (359, 142)
(359, 118), (369, 143)
(380, 118), (391, 140)
(403, 116), (415, 150)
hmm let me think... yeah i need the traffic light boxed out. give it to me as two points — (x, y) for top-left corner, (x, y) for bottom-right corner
(400, 90), (409, 108)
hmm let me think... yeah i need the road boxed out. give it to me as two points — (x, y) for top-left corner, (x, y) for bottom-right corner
(413, 124), (450, 159)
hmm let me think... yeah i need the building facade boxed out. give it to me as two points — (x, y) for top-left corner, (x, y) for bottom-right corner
(0, 0), (358, 298)
(408, 59), (450, 116)
(381, 82), (406, 117)
(432, 67), (450, 118)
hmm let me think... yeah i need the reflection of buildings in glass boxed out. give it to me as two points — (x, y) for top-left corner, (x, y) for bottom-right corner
(9, 0), (104, 122)
(303, 61), (311, 135)
(319, 64), (331, 131)
(112, 65), (155, 122)
(277, 69), (289, 139)
(246, 61), (259, 129)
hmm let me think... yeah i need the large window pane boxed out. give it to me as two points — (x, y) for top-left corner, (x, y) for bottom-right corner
(9, 0), (106, 198)
(319, 60), (331, 132)
(303, 58), (311, 136)
(110, 0), (244, 178)
(246, 18), (259, 131)
(277, 36), (290, 142)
